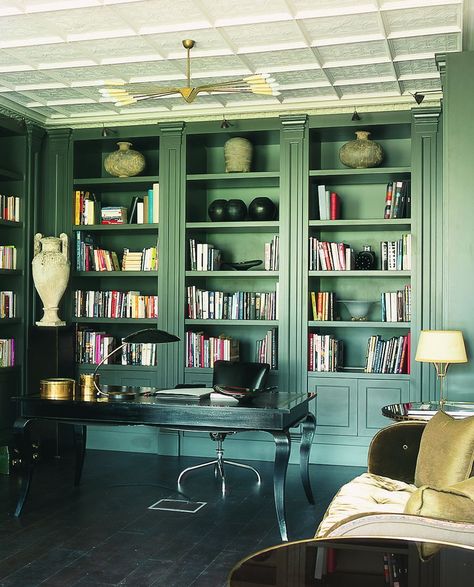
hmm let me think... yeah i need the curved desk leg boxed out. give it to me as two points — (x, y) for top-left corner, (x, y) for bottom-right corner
(73, 425), (87, 486)
(13, 417), (33, 517)
(300, 412), (316, 504)
(271, 430), (291, 542)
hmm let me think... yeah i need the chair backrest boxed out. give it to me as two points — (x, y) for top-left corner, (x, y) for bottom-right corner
(212, 360), (270, 390)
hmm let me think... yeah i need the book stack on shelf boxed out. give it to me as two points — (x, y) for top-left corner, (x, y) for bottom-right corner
(75, 232), (120, 271)
(380, 234), (411, 270)
(128, 184), (159, 225)
(381, 286), (411, 322)
(308, 333), (342, 372)
(186, 286), (279, 321)
(122, 247), (157, 271)
(317, 185), (341, 220)
(74, 290), (158, 319)
(76, 329), (157, 366)
(264, 235), (279, 270)
(255, 328), (278, 368)
(101, 206), (127, 224)
(74, 190), (99, 225)
(121, 342), (157, 366)
(0, 245), (17, 269)
(0, 195), (20, 222)
(185, 332), (239, 368)
(0, 291), (15, 318)
(310, 291), (336, 321)
(188, 239), (221, 271)
(365, 334), (410, 374)
(383, 180), (411, 219)
(0, 338), (14, 366)
(309, 238), (353, 271)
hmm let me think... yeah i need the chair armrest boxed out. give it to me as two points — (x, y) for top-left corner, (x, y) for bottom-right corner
(368, 421), (426, 483)
(324, 512), (474, 549)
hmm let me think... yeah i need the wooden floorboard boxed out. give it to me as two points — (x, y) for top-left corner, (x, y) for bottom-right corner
(0, 450), (365, 586)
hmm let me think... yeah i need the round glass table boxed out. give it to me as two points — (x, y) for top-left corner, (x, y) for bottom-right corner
(382, 401), (474, 421)
(228, 536), (474, 587)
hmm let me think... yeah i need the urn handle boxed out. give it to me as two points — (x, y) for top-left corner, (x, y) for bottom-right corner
(33, 233), (43, 256)
(60, 233), (69, 261)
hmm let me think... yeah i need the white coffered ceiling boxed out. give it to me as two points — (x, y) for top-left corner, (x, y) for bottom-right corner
(0, 0), (472, 127)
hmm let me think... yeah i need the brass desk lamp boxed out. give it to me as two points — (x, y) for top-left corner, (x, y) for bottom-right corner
(92, 328), (180, 400)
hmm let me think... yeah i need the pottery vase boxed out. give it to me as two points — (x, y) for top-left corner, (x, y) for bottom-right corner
(32, 233), (70, 327)
(224, 137), (252, 173)
(248, 197), (277, 221)
(104, 141), (145, 177)
(225, 199), (247, 221)
(339, 131), (384, 169)
(208, 199), (227, 222)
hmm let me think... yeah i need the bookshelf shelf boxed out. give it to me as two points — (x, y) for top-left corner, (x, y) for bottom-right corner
(309, 219), (411, 231)
(185, 319), (278, 326)
(185, 270), (278, 278)
(186, 221), (279, 233)
(308, 370), (411, 380)
(308, 321), (410, 328)
(0, 318), (21, 324)
(73, 317), (158, 324)
(0, 219), (23, 228)
(74, 175), (159, 188)
(309, 166), (411, 178)
(309, 270), (411, 277)
(0, 269), (22, 276)
(72, 224), (159, 232)
(73, 271), (158, 277)
(77, 363), (158, 372)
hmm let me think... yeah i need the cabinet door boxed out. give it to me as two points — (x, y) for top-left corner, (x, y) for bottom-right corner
(357, 378), (410, 436)
(184, 370), (213, 387)
(308, 377), (358, 436)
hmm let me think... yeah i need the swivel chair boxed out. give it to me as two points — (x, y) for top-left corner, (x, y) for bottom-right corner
(177, 360), (270, 488)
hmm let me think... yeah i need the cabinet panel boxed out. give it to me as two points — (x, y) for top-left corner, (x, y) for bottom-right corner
(308, 377), (357, 436)
(357, 379), (410, 436)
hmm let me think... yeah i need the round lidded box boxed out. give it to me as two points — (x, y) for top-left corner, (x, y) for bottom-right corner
(39, 377), (75, 399)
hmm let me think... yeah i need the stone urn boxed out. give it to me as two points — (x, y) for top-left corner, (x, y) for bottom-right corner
(104, 141), (145, 177)
(339, 130), (384, 169)
(224, 137), (252, 172)
(32, 233), (70, 327)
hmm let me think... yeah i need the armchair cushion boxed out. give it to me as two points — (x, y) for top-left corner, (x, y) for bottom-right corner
(415, 411), (474, 488)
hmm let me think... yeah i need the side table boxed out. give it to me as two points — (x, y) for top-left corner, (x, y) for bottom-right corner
(382, 401), (474, 421)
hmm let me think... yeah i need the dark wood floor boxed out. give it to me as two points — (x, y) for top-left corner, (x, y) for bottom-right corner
(0, 449), (364, 586)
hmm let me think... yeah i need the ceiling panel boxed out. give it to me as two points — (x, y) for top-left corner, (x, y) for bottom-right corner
(0, 0), (467, 126)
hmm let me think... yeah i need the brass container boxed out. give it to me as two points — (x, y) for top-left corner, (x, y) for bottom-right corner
(78, 373), (99, 400)
(40, 377), (75, 399)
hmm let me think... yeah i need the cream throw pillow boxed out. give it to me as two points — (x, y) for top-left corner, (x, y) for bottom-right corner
(415, 411), (474, 488)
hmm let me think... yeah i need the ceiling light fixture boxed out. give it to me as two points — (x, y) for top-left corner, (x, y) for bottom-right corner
(220, 116), (233, 129)
(411, 90), (442, 105)
(351, 108), (361, 121)
(99, 40), (280, 106)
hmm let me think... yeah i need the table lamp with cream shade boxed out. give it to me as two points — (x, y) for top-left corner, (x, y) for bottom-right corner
(415, 330), (468, 405)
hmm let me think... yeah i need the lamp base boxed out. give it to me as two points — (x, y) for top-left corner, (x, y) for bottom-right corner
(105, 389), (136, 401)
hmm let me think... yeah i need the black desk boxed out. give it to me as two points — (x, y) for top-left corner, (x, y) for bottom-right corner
(13, 390), (316, 541)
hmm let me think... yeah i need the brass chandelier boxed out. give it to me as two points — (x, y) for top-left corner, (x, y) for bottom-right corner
(100, 39), (280, 106)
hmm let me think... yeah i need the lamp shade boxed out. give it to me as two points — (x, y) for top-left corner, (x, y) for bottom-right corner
(122, 328), (180, 344)
(415, 330), (467, 363)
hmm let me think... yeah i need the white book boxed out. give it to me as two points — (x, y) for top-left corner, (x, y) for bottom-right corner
(152, 182), (159, 223)
(136, 201), (144, 224)
(317, 185), (327, 220)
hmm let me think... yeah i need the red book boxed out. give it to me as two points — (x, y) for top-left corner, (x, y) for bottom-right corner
(329, 192), (340, 220)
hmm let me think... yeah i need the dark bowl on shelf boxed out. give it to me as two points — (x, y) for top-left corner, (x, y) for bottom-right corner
(248, 197), (277, 221)
(220, 260), (262, 271)
(208, 199), (227, 221)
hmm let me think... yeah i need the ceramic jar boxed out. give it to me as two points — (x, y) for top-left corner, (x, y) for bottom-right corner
(224, 137), (252, 172)
(208, 199), (227, 221)
(225, 199), (247, 221)
(32, 233), (70, 326)
(339, 131), (384, 169)
(248, 197), (277, 221)
(104, 141), (145, 177)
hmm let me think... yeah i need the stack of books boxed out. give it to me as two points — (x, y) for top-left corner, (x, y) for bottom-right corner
(264, 235), (279, 270)
(188, 240), (221, 271)
(0, 245), (17, 269)
(101, 207), (127, 224)
(74, 190), (99, 225)
(129, 183), (159, 224)
(74, 290), (158, 319)
(383, 180), (411, 219)
(121, 342), (157, 366)
(0, 338), (14, 366)
(308, 333), (343, 372)
(380, 234), (411, 271)
(75, 329), (117, 364)
(317, 185), (341, 220)
(381, 285), (411, 322)
(255, 328), (278, 369)
(309, 238), (353, 271)
(365, 334), (410, 374)
(310, 291), (336, 321)
(121, 247), (158, 271)
(0, 195), (20, 222)
(185, 331), (240, 368)
(0, 291), (15, 318)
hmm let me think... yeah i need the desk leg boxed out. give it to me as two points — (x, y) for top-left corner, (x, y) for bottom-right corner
(73, 425), (87, 486)
(13, 417), (33, 517)
(300, 412), (316, 504)
(272, 430), (291, 542)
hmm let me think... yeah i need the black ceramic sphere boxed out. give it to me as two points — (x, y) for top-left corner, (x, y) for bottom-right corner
(225, 199), (247, 221)
(248, 196), (277, 221)
(208, 199), (227, 222)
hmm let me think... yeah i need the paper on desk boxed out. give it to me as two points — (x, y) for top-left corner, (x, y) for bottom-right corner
(153, 388), (211, 400)
(209, 392), (239, 403)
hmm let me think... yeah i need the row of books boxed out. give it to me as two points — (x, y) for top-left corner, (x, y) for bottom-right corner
(100, 206), (127, 224)
(1, 195), (20, 222)
(74, 290), (158, 319)
(310, 291), (336, 321)
(381, 286), (411, 322)
(122, 247), (157, 271)
(383, 180), (411, 219)
(316, 186), (341, 220)
(129, 184), (159, 224)
(74, 191), (98, 225)
(186, 286), (279, 320)
(365, 333), (410, 374)
(0, 245), (16, 269)
(0, 291), (15, 318)
(0, 338), (15, 367)
(75, 329), (157, 366)
(264, 235), (280, 271)
(309, 238), (354, 271)
(380, 235), (411, 270)
(308, 333), (343, 372)
(255, 328), (278, 369)
(188, 240), (221, 271)
(185, 331), (240, 368)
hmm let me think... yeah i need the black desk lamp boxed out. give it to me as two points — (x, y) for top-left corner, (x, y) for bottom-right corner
(92, 328), (180, 400)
